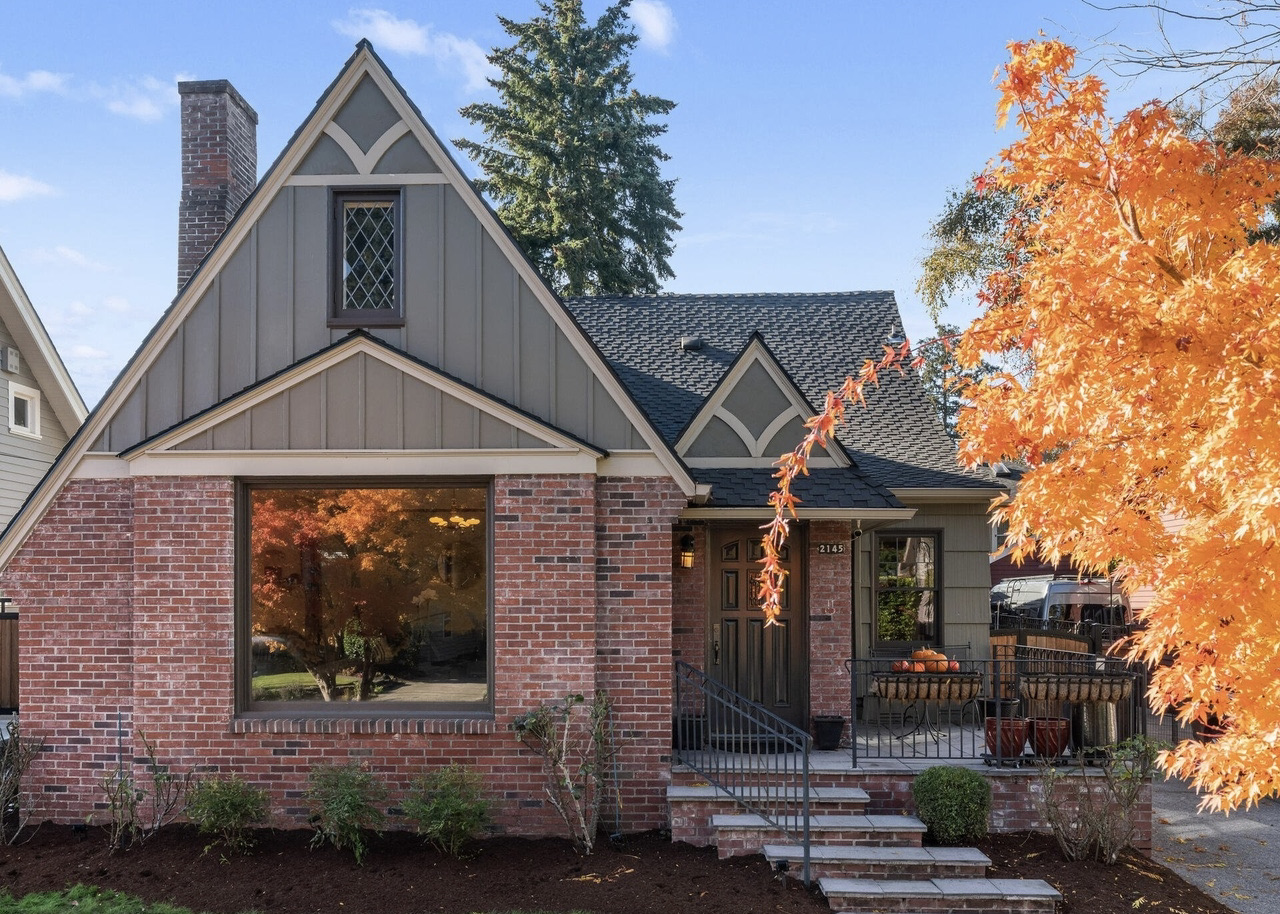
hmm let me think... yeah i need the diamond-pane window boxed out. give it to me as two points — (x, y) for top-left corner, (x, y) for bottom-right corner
(331, 191), (402, 326)
(343, 201), (395, 310)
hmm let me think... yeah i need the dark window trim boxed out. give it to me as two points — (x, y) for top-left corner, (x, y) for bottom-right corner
(871, 529), (943, 647)
(234, 477), (494, 717)
(329, 187), (405, 328)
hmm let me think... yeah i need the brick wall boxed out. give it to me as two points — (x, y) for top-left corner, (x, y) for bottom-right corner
(807, 520), (853, 721)
(2, 472), (686, 837)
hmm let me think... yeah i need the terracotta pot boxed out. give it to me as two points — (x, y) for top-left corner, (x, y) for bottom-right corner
(1030, 716), (1071, 758)
(984, 716), (1028, 759)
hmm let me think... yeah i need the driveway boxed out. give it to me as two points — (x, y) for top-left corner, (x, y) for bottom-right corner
(1152, 776), (1280, 914)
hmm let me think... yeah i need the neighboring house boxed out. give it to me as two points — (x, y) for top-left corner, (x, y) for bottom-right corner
(0, 245), (87, 711)
(0, 43), (999, 833)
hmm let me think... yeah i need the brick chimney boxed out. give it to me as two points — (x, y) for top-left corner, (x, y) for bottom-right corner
(177, 79), (258, 291)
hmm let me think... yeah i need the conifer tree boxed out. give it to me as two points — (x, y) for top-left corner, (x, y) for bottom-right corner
(457, 0), (681, 296)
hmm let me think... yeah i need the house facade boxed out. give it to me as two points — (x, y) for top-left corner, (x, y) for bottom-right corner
(0, 245), (87, 711)
(0, 44), (998, 835)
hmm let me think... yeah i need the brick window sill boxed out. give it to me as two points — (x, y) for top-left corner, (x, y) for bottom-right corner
(230, 715), (496, 735)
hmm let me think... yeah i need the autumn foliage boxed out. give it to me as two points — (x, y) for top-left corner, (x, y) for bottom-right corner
(764, 39), (1280, 809)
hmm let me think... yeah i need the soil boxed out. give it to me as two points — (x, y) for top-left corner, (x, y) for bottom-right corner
(0, 825), (1237, 914)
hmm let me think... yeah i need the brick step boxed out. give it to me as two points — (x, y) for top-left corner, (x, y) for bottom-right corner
(819, 877), (1060, 914)
(710, 813), (925, 858)
(762, 844), (990, 881)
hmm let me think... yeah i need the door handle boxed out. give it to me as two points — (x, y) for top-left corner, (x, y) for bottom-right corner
(712, 628), (721, 666)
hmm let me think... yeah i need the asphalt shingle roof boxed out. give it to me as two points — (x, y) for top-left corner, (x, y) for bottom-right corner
(566, 292), (1001, 493)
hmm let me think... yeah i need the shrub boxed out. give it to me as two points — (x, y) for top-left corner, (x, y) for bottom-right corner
(512, 690), (618, 854)
(304, 762), (386, 865)
(186, 774), (269, 855)
(911, 766), (991, 845)
(1038, 735), (1164, 864)
(0, 721), (44, 844)
(402, 765), (490, 856)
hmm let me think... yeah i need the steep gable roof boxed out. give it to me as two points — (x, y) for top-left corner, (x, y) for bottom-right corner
(0, 246), (86, 435)
(0, 42), (693, 569)
(566, 292), (1002, 494)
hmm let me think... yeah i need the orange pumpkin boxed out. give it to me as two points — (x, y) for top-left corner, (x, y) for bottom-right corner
(910, 661), (926, 673)
(891, 660), (910, 673)
(925, 653), (949, 673)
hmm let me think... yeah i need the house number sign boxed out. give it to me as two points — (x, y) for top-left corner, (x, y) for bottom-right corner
(816, 543), (846, 554)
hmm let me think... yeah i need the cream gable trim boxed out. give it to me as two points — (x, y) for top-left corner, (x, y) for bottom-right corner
(0, 43), (696, 571)
(675, 336), (848, 469)
(323, 120), (410, 175)
(286, 173), (449, 186)
(129, 335), (606, 459)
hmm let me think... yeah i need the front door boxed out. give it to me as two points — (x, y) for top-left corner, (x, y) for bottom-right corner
(708, 526), (806, 729)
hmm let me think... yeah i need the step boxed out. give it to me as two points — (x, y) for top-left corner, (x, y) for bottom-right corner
(819, 877), (1061, 914)
(668, 784), (870, 811)
(710, 813), (925, 858)
(762, 843), (990, 881)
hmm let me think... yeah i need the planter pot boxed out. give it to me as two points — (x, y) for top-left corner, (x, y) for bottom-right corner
(984, 716), (1028, 759)
(812, 715), (846, 751)
(1029, 716), (1071, 758)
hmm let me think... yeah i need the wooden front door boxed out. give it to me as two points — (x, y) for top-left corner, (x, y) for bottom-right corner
(708, 526), (806, 729)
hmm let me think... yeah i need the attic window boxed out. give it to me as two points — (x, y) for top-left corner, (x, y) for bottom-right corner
(331, 189), (403, 326)
(7, 381), (40, 439)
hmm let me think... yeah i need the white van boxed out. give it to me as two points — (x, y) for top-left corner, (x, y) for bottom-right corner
(990, 575), (1131, 632)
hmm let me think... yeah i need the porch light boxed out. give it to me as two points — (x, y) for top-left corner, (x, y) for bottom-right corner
(678, 534), (696, 569)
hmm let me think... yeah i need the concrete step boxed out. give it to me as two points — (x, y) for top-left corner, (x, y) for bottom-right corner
(710, 813), (925, 858)
(819, 876), (1061, 914)
(668, 784), (870, 809)
(762, 843), (990, 881)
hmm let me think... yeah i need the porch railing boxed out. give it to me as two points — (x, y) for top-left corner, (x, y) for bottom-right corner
(673, 660), (811, 884)
(845, 646), (1148, 765)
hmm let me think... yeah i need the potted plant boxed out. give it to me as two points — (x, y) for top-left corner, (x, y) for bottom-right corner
(812, 715), (846, 751)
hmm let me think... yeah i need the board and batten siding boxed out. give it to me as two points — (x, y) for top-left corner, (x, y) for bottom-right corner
(92, 183), (644, 456)
(854, 501), (994, 660)
(0, 315), (71, 529)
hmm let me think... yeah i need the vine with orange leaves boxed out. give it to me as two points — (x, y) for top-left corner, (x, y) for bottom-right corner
(762, 39), (1280, 811)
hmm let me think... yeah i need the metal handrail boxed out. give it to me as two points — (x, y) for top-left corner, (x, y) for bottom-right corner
(673, 660), (811, 885)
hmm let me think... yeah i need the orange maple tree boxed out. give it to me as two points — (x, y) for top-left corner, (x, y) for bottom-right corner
(763, 39), (1280, 810)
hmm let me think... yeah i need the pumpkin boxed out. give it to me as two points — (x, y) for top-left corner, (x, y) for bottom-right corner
(891, 660), (910, 673)
(925, 653), (949, 673)
(910, 661), (926, 673)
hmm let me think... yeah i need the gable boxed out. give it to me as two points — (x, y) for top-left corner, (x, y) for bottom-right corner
(128, 335), (601, 458)
(82, 44), (686, 480)
(676, 335), (848, 469)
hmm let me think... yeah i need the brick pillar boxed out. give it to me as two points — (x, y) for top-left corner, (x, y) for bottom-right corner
(177, 79), (258, 290)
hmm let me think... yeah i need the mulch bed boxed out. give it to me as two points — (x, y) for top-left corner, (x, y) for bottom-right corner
(0, 825), (1238, 914)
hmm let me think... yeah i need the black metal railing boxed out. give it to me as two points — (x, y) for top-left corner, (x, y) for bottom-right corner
(845, 647), (1148, 766)
(673, 660), (811, 884)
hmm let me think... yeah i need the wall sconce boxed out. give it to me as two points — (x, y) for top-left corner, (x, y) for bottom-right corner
(678, 533), (696, 569)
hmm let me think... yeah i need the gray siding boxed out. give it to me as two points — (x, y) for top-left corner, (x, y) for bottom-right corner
(854, 502), (993, 660)
(96, 101), (643, 456)
(171, 352), (563, 452)
(0, 316), (72, 528)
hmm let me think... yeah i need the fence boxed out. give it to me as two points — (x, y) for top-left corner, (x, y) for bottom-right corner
(845, 646), (1148, 765)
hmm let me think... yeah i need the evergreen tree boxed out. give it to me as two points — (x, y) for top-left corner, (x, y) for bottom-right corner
(457, 0), (681, 297)
(916, 323), (995, 441)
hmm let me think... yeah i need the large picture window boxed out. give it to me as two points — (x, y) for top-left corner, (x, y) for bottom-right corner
(874, 532), (939, 645)
(242, 482), (489, 713)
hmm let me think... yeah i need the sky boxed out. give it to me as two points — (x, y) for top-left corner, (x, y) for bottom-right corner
(0, 1), (1245, 407)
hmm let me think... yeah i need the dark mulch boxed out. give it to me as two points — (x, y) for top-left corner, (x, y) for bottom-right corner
(0, 825), (1237, 914)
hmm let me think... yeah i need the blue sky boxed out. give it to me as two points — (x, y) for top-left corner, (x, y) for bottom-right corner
(0, 2), (1230, 406)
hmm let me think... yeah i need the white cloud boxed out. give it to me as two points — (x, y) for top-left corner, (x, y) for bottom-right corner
(28, 245), (111, 271)
(0, 67), (70, 98)
(102, 295), (132, 314)
(333, 9), (496, 92)
(0, 169), (55, 203)
(69, 344), (109, 360)
(91, 75), (184, 122)
(630, 1), (677, 52)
